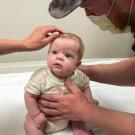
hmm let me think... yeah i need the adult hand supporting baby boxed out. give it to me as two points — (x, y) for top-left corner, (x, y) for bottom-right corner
(39, 79), (135, 135)
(38, 80), (96, 122)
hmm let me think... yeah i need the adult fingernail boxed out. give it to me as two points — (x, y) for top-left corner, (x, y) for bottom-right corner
(64, 79), (72, 85)
(53, 31), (60, 36)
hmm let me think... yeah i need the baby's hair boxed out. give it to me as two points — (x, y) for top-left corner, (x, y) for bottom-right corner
(56, 33), (85, 60)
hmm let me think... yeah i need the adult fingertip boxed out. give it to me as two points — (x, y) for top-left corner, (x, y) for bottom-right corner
(64, 79), (80, 93)
(64, 79), (72, 86)
(39, 94), (45, 99)
(48, 31), (60, 41)
(78, 64), (85, 71)
(54, 31), (60, 35)
(52, 31), (60, 38)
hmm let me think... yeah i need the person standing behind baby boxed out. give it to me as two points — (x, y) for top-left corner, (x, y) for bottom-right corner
(24, 33), (95, 135)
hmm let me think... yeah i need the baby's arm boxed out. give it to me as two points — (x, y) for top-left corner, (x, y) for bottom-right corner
(24, 92), (47, 129)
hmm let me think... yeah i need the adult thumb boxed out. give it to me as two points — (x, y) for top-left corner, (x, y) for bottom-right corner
(78, 65), (90, 77)
(64, 79), (81, 94)
(44, 32), (60, 44)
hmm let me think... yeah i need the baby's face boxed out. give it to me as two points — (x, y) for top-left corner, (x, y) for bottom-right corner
(47, 38), (81, 79)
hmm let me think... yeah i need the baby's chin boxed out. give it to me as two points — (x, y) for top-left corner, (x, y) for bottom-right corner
(51, 69), (67, 79)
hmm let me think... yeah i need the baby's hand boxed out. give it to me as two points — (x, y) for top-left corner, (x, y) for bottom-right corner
(33, 112), (47, 130)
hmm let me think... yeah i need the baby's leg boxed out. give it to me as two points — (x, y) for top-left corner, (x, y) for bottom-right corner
(24, 113), (44, 135)
(72, 121), (95, 135)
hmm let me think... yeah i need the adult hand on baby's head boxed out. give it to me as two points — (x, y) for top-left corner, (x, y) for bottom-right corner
(38, 80), (93, 122)
(23, 25), (63, 51)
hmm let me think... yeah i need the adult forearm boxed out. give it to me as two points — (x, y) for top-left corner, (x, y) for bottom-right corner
(0, 39), (27, 55)
(0, 25), (62, 55)
(84, 104), (135, 135)
(83, 58), (135, 86)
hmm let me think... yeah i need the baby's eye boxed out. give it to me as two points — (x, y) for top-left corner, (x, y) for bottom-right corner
(52, 50), (57, 54)
(65, 53), (72, 58)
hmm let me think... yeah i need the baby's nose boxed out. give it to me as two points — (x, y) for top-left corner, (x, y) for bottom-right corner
(57, 54), (64, 61)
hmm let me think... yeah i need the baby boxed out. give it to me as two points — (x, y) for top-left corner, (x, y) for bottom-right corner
(24, 33), (95, 135)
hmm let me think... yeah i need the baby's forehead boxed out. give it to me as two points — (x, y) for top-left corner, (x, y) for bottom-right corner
(50, 39), (79, 52)
(53, 37), (77, 42)
(52, 38), (80, 48)
(52, 37), (80, 46)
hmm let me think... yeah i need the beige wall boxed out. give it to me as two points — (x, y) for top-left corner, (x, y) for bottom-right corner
(0, 0), (134, 63)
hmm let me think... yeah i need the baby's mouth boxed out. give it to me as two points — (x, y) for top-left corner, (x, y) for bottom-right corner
(54, 63), (63, 68)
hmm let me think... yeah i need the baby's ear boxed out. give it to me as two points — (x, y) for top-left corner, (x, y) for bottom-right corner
(76, 61), (82, 67)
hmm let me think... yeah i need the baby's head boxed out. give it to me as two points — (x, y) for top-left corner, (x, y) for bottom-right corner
(47, 33), (84, 79)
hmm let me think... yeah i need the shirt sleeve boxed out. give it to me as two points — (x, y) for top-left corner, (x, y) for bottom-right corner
(24, 68), (46, 95)
(77, 69), (90, 90)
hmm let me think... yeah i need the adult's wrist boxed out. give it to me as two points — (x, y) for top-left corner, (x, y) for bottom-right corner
(20, 39), (32, 51)
(81, 102), (99, 124)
